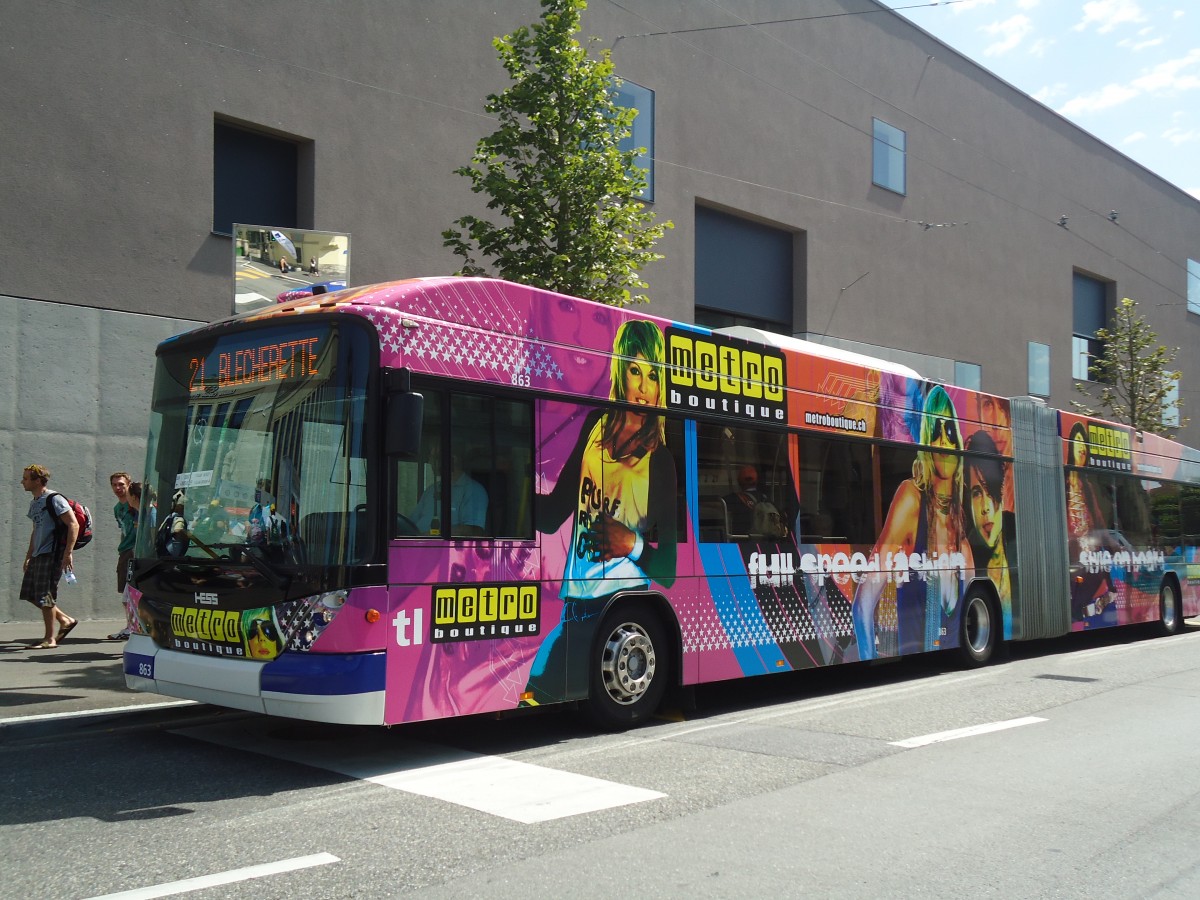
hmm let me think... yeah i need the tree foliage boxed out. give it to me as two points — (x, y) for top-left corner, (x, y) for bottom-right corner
(442, 0), (672, 307)
(1073, 297), (1186, 436)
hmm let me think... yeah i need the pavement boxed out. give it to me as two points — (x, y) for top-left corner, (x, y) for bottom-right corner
(0, 618), (206, 734)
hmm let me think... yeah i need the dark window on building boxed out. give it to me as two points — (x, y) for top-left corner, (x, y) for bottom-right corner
(872, 118), (906, 195)
(613, 78), (655, 201)
(1072, 272), (1109, 381)
(213, 120), (299, 236)
(694, 206), (794, 334)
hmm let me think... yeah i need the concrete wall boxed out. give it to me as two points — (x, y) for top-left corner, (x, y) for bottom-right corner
(0, 296), (199, 622)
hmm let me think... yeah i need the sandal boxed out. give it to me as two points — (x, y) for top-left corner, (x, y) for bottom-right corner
(31, 641), (57, 649)
(57, 619), (79, 642)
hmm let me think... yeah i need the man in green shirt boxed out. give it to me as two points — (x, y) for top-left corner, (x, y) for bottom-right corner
(108, 471), (138, 640)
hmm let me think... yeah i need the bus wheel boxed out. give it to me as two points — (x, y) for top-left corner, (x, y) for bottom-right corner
(1158, 580), (1182, 636)
(958, 589), (997, 667)
(586, 604), (669, 731)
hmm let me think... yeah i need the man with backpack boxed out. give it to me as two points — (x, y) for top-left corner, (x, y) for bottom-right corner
(19, 464), (79, 649)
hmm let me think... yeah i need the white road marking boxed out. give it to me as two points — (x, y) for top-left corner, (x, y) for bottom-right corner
(179, 722), (665, 823)
(0, 700), (196, 727)
(83, 852), (339, 900)
(361, 755), (665, 823)
(890, 716), (1047, 748)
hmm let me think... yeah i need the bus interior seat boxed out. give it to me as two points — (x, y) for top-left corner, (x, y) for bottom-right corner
(469, 469), (507, 536)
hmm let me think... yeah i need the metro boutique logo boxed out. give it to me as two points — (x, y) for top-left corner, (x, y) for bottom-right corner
(394, 584), (541, 646)
(665, 328), (787, 423)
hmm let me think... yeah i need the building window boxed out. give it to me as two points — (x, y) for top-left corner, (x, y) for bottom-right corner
(213, 119), (303, 236)
(872, 118), (906, 195)
(954, 361), (982, 391)
(1163, 374), (1181, 428)
(1072, 272), (1109, 381)
(1028, 341), (1050, 397)
(1188, 258), (1200, 316)
(613, 79), (655, 201)
(694, 206), (794, 335)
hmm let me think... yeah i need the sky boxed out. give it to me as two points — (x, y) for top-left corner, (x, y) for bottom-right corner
(882, 0), (1199, 200)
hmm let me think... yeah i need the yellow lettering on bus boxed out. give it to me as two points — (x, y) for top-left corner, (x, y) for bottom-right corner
(433, 588), (457, 625)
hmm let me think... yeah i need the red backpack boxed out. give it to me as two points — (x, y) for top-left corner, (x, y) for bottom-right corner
(46, 491), (95, 550)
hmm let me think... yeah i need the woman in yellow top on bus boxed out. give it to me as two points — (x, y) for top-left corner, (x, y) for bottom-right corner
(851, 385), (973, 659)
(527, 319), (678, 704)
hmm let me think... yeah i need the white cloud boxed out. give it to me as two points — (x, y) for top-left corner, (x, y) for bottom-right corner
(1131, 49), (1200, 94)
(1119, 36), (1165, 51)
(1033, 82), (1069, 104)
(1028, 37), (1055, 57)
(1122, 131), (1147, 144)
(1163, 126), (1199, 146)
(982, 15), (1033, 55)
(1056, 50), (1199, 119)
(1074, 0), (1148, 33)
(1058, 82), (1140, 116)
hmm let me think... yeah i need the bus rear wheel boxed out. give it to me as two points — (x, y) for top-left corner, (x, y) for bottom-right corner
(586, 603), (669, 731)
(957, 589), (997, 667)
(1158, 580), (1182, 636)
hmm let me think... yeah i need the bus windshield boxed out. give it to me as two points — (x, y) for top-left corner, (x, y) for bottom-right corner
(137, 318), (374, 568)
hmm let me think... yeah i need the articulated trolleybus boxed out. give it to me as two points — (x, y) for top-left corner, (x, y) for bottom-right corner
(124, 277), (1200, 728)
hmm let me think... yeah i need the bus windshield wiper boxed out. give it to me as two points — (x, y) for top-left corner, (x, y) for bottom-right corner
(242, 545), (292, 592)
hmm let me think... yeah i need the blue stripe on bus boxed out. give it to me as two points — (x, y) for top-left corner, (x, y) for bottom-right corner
(261, 651), (386, 697)
(124, 650), (155, 679)
(698, 542), (781, 676)
(684, 419), (700, 528)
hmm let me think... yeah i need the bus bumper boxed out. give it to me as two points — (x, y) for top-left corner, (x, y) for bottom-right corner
(123, 634), (386, 725)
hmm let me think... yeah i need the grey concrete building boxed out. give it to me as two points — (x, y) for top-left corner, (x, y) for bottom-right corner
(3, 0), (1198, 623)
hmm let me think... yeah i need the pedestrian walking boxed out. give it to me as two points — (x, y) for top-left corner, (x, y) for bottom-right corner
(108, 471), (138, 640)
(19, 464), (79, 649)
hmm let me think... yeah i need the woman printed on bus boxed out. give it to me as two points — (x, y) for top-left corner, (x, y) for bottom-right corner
(964, 431), (1014, 637)
(1065, 422), (1118, 623)
(243, 609), (282, 660)
(850, 385), (973, 659)
(526, 319), (678, 703)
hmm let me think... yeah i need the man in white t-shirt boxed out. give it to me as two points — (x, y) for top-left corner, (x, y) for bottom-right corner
(19, 464), (79, 649)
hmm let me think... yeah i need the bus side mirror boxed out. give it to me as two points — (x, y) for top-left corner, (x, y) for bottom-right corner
(386, 392), (424, 459)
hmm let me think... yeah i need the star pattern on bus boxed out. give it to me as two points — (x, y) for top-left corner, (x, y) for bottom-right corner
(366, 311), (564, 384)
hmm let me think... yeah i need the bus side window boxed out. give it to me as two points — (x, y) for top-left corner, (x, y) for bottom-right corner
(394, 388), (445, 537)
(393, 386), (533, 539)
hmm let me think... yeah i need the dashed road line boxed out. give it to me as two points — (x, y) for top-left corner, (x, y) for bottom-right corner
(84, 852), (339, 900)
(890, 715), (1047, 748)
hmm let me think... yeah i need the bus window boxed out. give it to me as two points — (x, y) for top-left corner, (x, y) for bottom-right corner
(1115, 477), (1153, 548)
(794, 436), (876, 546)
(695, 421), (796, 541)
(393, 388), (533, 539)
(1148, 482), (1182, 553)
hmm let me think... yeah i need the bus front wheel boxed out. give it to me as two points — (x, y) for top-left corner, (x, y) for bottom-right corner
(1158, 580), (1182, 636)
(957, 589), (997, 667)
(586, 603), (669, 731)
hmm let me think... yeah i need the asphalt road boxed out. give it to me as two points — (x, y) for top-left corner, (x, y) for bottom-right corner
(4, 623), (1200, 899)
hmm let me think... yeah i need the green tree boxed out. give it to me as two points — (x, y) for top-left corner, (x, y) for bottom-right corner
(1073, 297), (1186, 436)
(443, 0), (672, 307)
